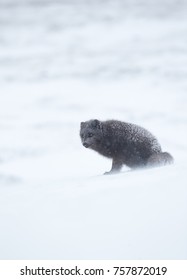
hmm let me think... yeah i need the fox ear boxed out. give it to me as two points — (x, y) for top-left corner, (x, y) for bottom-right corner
(80, 122), (85, 128)
(92, 119), (102, 129)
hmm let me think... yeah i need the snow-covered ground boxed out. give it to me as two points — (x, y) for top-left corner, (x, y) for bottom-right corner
(0, 0), (187, 259)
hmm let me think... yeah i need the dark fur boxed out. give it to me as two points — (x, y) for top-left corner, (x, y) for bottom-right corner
(80, 119), (174, 174)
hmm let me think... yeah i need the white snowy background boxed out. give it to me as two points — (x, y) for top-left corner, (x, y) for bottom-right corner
(0, 0), (187, 259)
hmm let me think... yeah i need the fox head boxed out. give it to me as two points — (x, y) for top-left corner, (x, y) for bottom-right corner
(80, 119), (103, 149)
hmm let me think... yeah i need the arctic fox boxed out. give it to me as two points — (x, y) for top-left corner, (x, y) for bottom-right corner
(80, 119), (173, 174)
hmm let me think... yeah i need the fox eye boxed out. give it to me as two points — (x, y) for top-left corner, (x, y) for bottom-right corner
(88, 133), (93, 137)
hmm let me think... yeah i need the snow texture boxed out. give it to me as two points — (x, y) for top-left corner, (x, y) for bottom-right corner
(0, 0), (187, 259)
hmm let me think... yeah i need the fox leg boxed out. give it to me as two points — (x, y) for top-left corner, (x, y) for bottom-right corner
(104, 158), (123, 175)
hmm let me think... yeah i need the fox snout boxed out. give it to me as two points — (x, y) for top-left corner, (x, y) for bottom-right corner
(83, 142), (89, 148)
